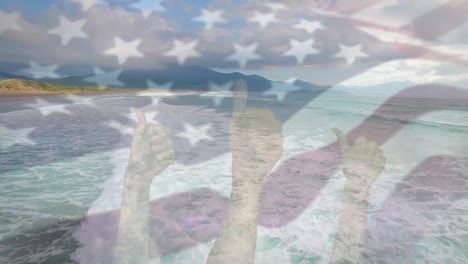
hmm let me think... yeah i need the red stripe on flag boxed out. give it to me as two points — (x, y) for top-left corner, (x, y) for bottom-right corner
(401, 0), (468, 40)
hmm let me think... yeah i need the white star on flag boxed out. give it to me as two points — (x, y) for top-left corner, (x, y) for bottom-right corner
(144, 80), (174, 98)
(283, 38), (319, 64)
(334, 44), (368, 65)
(104, 37), (143, 65)
(264, 81), (302, 102)
(146, 96), (160, 106)
(130, 0), (166, 17)
(85, 68), (124, 88)
(0, 126), (35, 149)
(64, 94), (95, 106)
(136, 83), (161, 105)
(106, 110), (158, 137)
(106, 120), (133, 135)
(294, 19), (323, 34)
(0, 11), (22, 35)
(137, 80), (172, 104)
(249, 11), (278, 27)
(226, 43), (261, 69)
(23, 62), (60, 79)
(48, 16), (87, 45)
(164, 40), (200, 64)
(69, 0), (104, 12)
(128, 110), (159, 124)
(38, 105), (71, 116)
(146, 80), (173, 91)
(193, 9), (226, 30)
(177, 123), (213, 146)
(26, 99), (71, 116)
(207, 81), (234, 106)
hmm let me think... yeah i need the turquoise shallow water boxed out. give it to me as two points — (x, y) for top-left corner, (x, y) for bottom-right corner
(0, 93), (467, 263)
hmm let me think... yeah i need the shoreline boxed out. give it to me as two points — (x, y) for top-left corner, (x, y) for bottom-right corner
(0, 89), (143, 97)
(0, 89), (203, 99)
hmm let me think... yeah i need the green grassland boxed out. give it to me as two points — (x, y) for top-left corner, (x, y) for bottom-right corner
(0, 79), (127, 94)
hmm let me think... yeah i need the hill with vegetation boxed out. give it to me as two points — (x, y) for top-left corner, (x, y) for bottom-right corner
(0, 79), (116, 94)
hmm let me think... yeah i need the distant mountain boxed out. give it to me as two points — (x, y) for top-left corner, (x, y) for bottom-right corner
(291, 79), (329, 92)
(117, 65), (276, 92)
(0, 71), (33, 81)
(0, 65), (327, 93)
(333, 81), (418, 97)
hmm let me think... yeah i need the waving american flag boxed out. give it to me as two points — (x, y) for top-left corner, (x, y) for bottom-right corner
(1, 0), (467, 263)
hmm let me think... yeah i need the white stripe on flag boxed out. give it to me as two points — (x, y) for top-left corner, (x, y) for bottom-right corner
(351, 0), (451, 28)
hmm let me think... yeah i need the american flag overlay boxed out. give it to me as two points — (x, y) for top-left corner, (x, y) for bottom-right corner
(0, 1), (468, 263)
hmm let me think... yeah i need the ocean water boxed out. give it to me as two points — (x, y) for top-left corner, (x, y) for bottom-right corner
(0, 91), (467, 263)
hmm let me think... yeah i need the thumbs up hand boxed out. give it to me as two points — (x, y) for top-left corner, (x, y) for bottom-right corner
(206, 80), (283, 264)
(230, 80), (283, 183)
(332, 128), (386, 196)
(127, 108), (175, 185)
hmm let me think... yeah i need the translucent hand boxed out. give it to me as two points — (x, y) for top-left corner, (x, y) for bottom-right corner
(332, 128), (386, 191)
(127, 108), (175, 184)
(230, 80), (283, 182)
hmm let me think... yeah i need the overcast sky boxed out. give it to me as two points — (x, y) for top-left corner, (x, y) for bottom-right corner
(0, 0), (467, 87)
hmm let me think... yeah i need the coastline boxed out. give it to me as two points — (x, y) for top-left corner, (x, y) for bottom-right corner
(0, 89), (203, 99)
(0, 79), (149, 98)
(0, 89), (143, 97)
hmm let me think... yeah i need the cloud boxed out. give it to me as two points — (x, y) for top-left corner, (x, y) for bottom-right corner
(0, 0), (385, 69)
(0, 0), (466, 88)
(337, 59), (468, 87)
